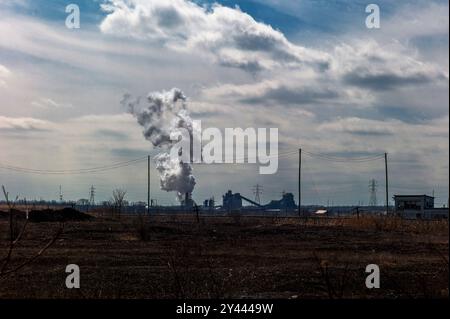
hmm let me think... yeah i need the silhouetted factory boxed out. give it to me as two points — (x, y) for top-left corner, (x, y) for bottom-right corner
(222, 190), (296, 211)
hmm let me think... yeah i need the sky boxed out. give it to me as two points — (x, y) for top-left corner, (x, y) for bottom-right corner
(0, 0), (448, 206)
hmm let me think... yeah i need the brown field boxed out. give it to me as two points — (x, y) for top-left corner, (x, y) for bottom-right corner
(0, 211), (448, 299)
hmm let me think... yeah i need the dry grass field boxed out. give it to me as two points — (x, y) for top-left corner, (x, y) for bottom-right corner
(0, 211), (448, 299)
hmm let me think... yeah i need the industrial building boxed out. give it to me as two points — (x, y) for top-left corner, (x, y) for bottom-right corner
(265, 192), (296, 210)
(222, 190), (243, 210)
(222, 190), (261, 210)
(222, 190), (296, 212)
(394, 195), (448, 219)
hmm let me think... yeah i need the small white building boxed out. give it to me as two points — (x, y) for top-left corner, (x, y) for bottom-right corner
(394, 195), (448, 220)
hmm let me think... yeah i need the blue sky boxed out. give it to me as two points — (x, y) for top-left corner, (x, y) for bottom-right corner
(0, 0), (448, 206)
(8, 0), (443, 37)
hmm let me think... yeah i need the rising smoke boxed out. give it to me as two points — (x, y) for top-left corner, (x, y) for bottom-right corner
(122, 88), (196, 201)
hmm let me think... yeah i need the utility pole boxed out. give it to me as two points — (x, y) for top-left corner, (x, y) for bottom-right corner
(147, 155), (151, 215)
(298, 148), (302, 217)
(385, 153), (389, 215)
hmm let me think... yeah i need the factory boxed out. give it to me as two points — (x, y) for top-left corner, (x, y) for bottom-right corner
(221, 190), (296, 212)
(394, 195), (448, 220)
(162, 189), (298, 214)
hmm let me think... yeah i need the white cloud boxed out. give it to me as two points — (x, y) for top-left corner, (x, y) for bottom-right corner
(0, 0), (28, 9)
(99, 0), (447, 89)
(31, 97), (72, 109)
(100, 0), (330, 72)
(0, 64), (10, 76)
(0, 14), (189, 81)
(98, 0), (447, 126)
(318, 117), (398, 136)
(332, 40), (448, 91)
(0, 115), (52, 131)
(0, 64), (11, 87)
(201, 72), (375, 108)
(383, 2), (449, 40)
(0, 0), (447, 203)
(0, 13), (250, 120)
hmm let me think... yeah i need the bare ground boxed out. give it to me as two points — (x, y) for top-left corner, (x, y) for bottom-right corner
(0, 213), (448, 299)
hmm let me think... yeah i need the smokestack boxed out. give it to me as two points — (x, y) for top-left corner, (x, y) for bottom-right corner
(124, 88), (197, 202)
(184, 192), (193, 208)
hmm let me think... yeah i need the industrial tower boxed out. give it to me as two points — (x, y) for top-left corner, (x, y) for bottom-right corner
(369, 179), (378, 206)
(89, 185), (95, 206)
(59, 185), (63, 202)
(253, 184), (263, 205)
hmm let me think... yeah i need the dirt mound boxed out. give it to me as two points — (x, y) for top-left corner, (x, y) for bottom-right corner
(28, 208), (93, 222)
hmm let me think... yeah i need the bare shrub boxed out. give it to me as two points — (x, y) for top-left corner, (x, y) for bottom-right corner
(312, 252), (351, 299)
(111, 189), (127, 218)
(1, 185), (63, 279)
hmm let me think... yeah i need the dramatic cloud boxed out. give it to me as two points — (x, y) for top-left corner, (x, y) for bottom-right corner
(0, 0), (448, 204)
(100, 0), (330, 72)
(100, 0), (447, 94)
(98, 0), (447, 129)
(200, 72), (374, 110)
(334, 41), (448, 91)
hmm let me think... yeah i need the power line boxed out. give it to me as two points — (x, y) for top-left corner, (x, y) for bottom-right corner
(191, 149), (298, 165)
(302, 150), (385, 163)
(0, 148), (385, 175)
(0, 157), (148, 175)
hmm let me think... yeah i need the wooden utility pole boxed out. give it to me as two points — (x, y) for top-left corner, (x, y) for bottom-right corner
(385, 153), (389, 215)
(147, 155), (150, 215)
(298, 148), (302, 217)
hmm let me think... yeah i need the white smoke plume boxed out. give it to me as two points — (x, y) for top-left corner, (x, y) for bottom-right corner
(122, 88), (196, 201)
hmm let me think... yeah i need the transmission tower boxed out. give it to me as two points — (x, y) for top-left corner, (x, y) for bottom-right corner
(89, 185), (95, 205)
(252, 184), (263, 205)
(59, 185), (63, 202)
(369, 179), (378, 206)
